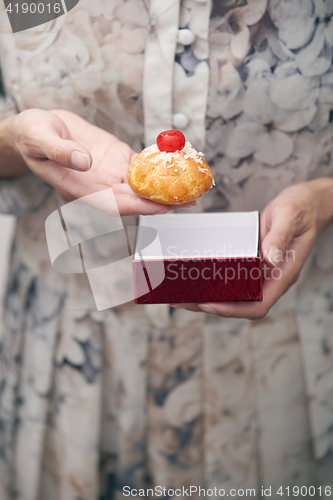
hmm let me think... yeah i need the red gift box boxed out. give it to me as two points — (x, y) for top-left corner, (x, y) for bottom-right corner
(133, 212), (262, 304)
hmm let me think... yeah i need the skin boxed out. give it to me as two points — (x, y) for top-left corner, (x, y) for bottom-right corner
(0, 108), (196, 215)
(171, 178), (333, 320)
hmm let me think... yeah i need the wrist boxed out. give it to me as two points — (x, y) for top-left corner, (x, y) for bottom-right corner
(308, 177), (333, 234)
(1, 114), (16, 150)
(0, 114), (29, 176)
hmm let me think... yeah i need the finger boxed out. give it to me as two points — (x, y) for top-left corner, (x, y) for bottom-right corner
(114, 195), (197, 216)
(170, 303), (202, 312)
(109, 184), (197, 216)
(198, 301), (266, 320)
(24, 116), (92, 172)
(38, 134), (92, 172)
(261, 207), (296, 267)
(197, 266), (287, 320)
(130, 151), (139, 163)
(174, 201), (197, 210)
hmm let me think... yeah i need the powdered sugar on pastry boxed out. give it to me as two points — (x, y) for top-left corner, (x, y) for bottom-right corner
(144, 142), (205, 170)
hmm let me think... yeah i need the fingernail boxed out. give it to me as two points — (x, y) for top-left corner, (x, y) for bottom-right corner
(157, 209), (171, 214)
(198, 304), (216, 314)
(266, 245), (281, 267)
(182, 201), (197, 209)
(71, 151), (91, 171)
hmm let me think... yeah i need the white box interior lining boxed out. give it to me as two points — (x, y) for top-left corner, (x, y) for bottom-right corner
(135, 212), (259, 260)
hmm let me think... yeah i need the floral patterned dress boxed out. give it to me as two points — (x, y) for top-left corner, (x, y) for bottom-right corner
(0, 1), (333, 499)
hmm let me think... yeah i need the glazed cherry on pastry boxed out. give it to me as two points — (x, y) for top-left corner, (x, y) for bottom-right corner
(156, 130), (186, 153)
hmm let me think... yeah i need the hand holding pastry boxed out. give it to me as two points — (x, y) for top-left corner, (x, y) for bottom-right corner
(2, 110), (197, 215)
(127, 130), (215, 205)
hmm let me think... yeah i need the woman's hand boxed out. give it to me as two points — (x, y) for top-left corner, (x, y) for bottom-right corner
(2, 108), (196, 215)
(171, 179), (333, 320)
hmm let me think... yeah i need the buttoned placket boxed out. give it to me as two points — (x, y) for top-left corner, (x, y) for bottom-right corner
(143, 0), (211, 151)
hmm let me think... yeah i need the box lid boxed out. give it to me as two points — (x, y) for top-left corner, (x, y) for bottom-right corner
(135, 211), (259, 260)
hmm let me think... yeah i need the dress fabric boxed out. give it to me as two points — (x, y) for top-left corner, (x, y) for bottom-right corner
(0, 0), (333, 499)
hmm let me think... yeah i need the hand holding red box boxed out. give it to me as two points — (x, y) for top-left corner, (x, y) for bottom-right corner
(171, 180), (333, 320)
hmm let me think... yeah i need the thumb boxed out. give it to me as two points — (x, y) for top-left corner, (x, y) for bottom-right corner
(34, 121), (92, 172)
(261, 209), (295, 267)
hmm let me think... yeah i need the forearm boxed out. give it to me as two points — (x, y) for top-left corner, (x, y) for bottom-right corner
(0, 114), (28, 177)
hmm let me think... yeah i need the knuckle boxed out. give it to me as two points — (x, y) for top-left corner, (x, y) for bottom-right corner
(21, 135), (39, 156)
(285, 200), (299, 214)
(288, 272), (301, 290)
(252, 313), (264, 321)
(274, 201), (299, 222)
(27, 121), (41, 136)
(251, 308), (269, 321)
(49, 144), (63, 163)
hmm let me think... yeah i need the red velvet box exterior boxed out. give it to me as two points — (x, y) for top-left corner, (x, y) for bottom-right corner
(133, 212), (262, 304)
